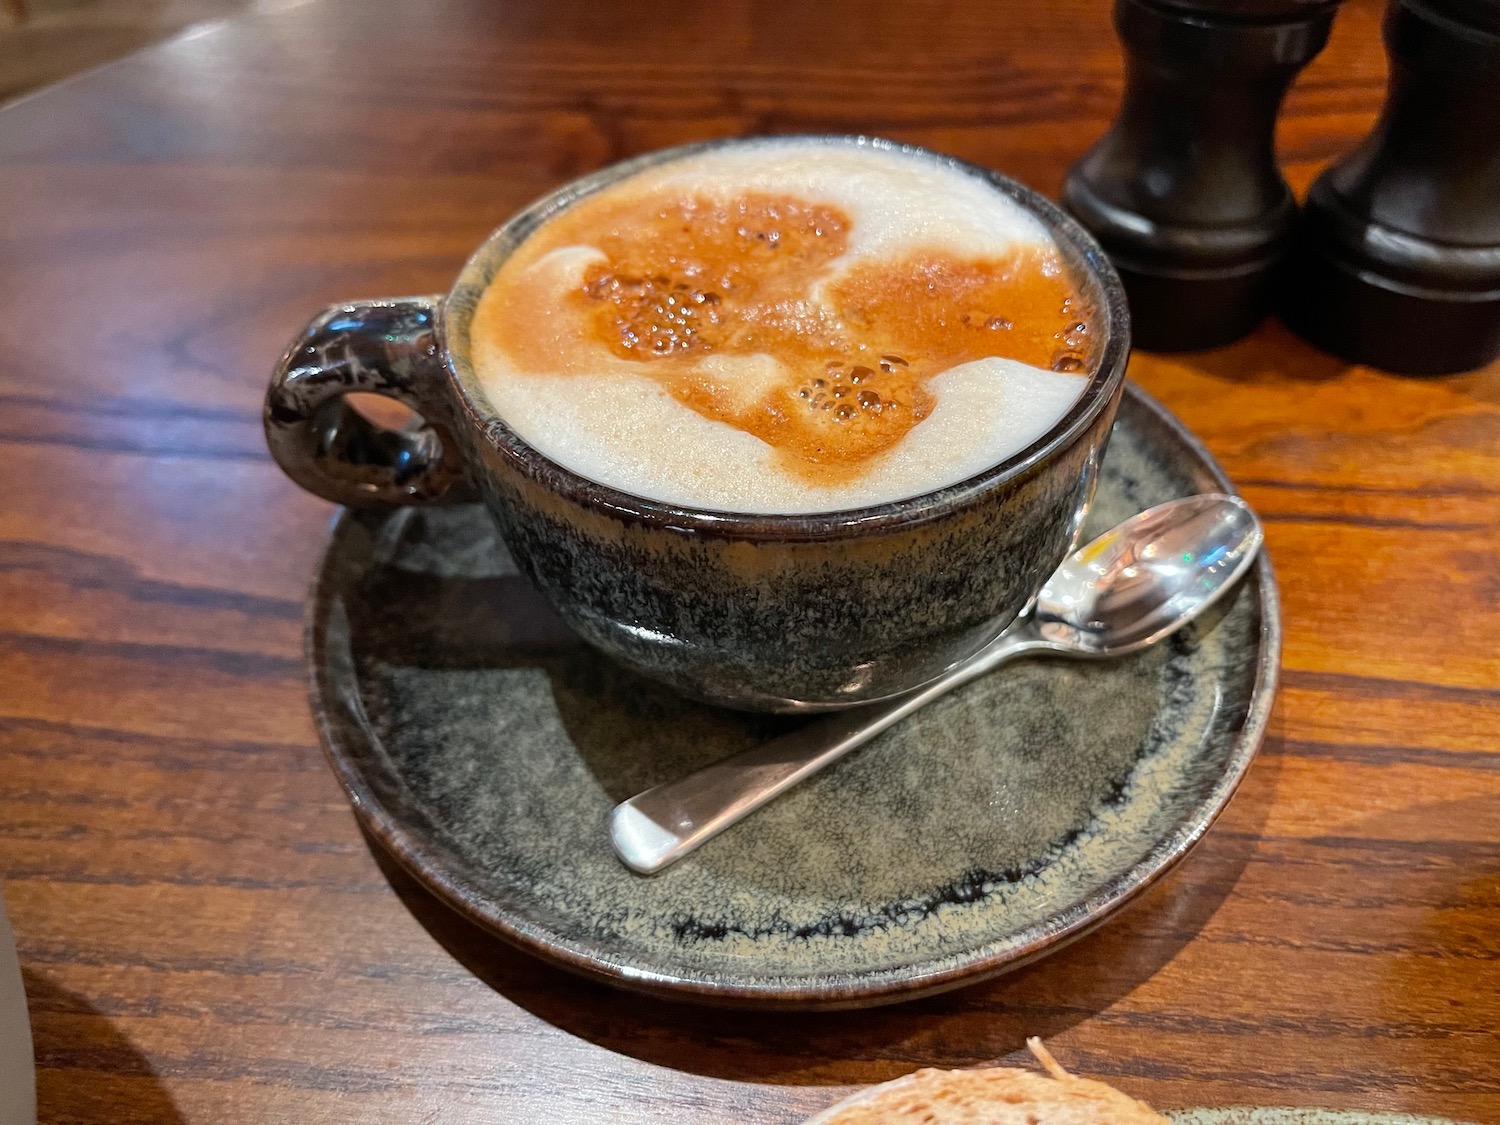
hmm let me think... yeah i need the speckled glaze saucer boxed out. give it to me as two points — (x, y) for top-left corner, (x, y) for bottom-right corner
(1171, 1112), (1467, 1125)
(308, 383), (1280, 1008)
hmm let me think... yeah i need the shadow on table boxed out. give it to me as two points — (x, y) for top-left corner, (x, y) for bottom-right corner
(22, 969), (186, 1125)
(367, 722), (1284, 1087)
(1177, 319), (1355, 385)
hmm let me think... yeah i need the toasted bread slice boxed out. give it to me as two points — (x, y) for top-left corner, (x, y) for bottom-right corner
(806, 1039), (1168, 1125)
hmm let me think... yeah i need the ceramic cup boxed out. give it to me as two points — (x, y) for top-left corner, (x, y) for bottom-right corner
(265, 136), (1130, 712)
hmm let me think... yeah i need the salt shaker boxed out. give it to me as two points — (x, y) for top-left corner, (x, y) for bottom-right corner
(1063, 0), (1342, 351)
(1282, 0), (1500, 374)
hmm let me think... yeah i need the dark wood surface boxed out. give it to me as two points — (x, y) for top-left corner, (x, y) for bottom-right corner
(1, 0), (1497, 1121)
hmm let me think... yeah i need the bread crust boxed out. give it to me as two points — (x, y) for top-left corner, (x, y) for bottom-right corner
(807, 1039), (1168, 1125)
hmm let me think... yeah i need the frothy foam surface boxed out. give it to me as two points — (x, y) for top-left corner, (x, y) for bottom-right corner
(471, 140), (1093, 514)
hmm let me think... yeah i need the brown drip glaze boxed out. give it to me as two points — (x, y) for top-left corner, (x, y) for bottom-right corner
(478, 187), (1093, 484)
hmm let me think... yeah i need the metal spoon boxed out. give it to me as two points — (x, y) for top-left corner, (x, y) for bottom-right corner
(610, 493), (1263, 875)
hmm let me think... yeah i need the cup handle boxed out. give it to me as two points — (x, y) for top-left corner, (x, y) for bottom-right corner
(264, 296), (476, 506)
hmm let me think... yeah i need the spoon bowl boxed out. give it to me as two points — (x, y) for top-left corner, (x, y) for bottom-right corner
(611, 493), (1264, 874)
(1035, 493), (1263, 656)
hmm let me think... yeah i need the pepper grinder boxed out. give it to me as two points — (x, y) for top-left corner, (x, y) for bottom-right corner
(1282, 0), (1500, 374)
(1063, 0), (1342, 351)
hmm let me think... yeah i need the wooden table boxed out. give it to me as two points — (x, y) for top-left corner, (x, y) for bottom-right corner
(1, 0), (1497, 1121)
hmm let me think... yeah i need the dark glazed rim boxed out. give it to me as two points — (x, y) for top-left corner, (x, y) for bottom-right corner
(441, 134), (1131, 539)
(305, 382), (1282, 1010)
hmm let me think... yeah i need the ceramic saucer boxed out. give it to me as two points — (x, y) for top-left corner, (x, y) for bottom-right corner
(307, 383), (1279, 1008)
(1173, 1112), (1467, 1125)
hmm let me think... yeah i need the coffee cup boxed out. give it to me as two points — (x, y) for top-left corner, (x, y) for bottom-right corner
(265, 136), (1129, 712)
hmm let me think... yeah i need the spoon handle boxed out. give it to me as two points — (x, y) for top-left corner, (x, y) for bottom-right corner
(609, 627), (1051, 874)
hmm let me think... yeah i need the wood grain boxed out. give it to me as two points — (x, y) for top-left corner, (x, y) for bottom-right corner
(0, 0), (1497, 1121)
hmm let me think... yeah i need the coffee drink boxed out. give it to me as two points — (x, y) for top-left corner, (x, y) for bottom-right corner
(471, 139), (1096, 513)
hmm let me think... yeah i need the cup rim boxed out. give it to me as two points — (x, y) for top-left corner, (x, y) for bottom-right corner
(442, 134), (1131, 540)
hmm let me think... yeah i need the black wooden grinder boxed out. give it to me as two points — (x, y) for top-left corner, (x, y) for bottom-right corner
(1063, 0), (1342, 352)
(1283, 0), (1500, 375)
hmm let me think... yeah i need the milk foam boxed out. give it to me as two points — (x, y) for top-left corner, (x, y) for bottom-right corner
(473, 140), (1089, 514)
(628, 142), (1054, 270)
(485, 358), (1086, 513)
